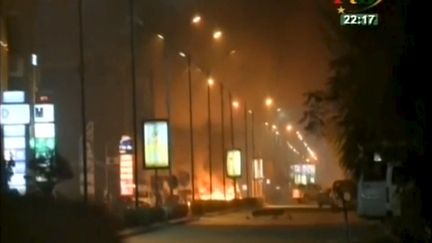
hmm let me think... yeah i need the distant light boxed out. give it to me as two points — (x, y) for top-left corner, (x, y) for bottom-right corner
(229, 49), (237, 55)
(306, 158), (310, 162)
(275, 131), (280, 136)
(272, 124), (277, 130)
(157, 34), (164, 40)
(286, 124), (292, 132)
(248, 109), (253, 114)
(0, 41), (7, 48)
(207, 78), (214, 86)
(179, 52), (187, 58)
(213, 30), (223, 40)
(232, 100), (239, 109)
(31, 54), (38, 66)
(264, 122), (269, 126)
(374, 152), (382, 162)
(276, 186), (281, 190)
(242, 184), (247, 191)
(266, 179), (271, 185)
(192, 15), (202, 24)
(265, 97), (273, 107)
(277, 108), (281, 112)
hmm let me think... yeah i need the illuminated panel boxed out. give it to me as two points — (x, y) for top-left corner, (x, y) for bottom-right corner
(34, 104), (54, 123)
(143, 120), (170, 169)
(226, 149), (242, 178)
(120, 154), (135, 196)
(0, 104), (30, 124)
(2, 124), (27, 194)
(35, 123), (55, 138)
(2, 91), (25, 103)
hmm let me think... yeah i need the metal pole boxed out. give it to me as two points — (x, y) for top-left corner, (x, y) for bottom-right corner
(229, 92), (234, 147)
(128, 0), (139, 208)
(220, 83), (226, 199)
(78, 0), (88, 203)
(187, 54), (195, 201)
(251, 112), (255, 197)
(244, 102), (249, 198)
(207, 82), (213, 199)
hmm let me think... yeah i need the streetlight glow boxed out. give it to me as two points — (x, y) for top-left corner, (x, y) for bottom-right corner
(264, 122), (269, 126)
(248, 109), (253, 114)
(207, 78), (214, 86)
(277, 107), (281, 112)
(265, 97), (273, 107)
(179, 52), (187, 58)
(232, 100), (240, 109)
(213, 30), (223, 40)
(286, 124), (292, 132)
(272, 124), (277, 130)
(192, 15), (202, 24)
(157, 34), (164, 40)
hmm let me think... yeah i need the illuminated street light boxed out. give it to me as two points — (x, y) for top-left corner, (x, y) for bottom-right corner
(192, 15), (202, 24)
(277, 107), (281, 112)
(265, 97), (273, 107)
(272, 124), (277, 130)
(286, 124), (292, 132)
(248, 109), (253, 114)
(266, 179), (271, 185)
(264, 122), (269, 126)
(275, 131), (280, 136)
(213, 30), (223, 40)
(179, 52), (186, 58)
(232, 100), (240, 109)
(157, 34), (164, 40)
(207, 77), (214, 86)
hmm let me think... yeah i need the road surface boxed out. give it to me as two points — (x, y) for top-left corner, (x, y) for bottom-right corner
(123, 207), (393, 243)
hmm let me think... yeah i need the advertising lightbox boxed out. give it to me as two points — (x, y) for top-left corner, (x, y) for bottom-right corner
(0, 104), (30, 125)
(34, 104), (54, 123)
(253, 158), (264, 179)
(119, 135), (135, 196)
(143, 120), (170, 169)
(226, 149), (242, 178)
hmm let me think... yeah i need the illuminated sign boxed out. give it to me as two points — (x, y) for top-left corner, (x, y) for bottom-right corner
(120, 154), (134, 196)
(334, 0), (382, 13)
(2, 124), (27, 194)
(226, 149), (242, 178)
(253, 158), (264, 179)
(1, 104), (30, 124)
(34, 104), (54, 123)
(2, 91), (25, 103)
(143, 120), (170, 169)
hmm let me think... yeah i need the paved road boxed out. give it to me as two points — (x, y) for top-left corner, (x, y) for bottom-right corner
(123, 208), (393, 243)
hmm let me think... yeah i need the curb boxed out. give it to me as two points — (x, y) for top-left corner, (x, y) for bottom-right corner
(118, 216), (197, 238)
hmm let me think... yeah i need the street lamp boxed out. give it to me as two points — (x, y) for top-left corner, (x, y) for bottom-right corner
(265, 97), (273, 108)
(192, 15), (202, 24)
(157, 34), (164, 40)
(232, 100), (240, 109)
(286, 124), (293, 132)
(179, 52), (196, 201)
(213, 30), (223, 40)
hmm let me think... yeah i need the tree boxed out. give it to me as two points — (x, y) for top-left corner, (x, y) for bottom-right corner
(302, 0), (429, 240)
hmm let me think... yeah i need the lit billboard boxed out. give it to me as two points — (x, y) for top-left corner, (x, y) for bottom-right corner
(226, 149), (242, 178)
(119, 136), (135, 196)
(143, 120), (170, 169)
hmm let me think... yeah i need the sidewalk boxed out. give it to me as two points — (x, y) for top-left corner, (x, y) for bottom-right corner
(118, 216), (197, 238)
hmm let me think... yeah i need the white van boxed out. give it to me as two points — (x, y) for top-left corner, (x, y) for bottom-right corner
(357, 162), (402, 218)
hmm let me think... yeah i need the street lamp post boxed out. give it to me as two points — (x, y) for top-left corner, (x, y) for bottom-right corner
(128, 0), (139, 208)
(78, 0), (88, 203)
(207, 77), (214, 199)
(229, 93), (236, 199)
(185, 53), (196, 201)
(244, 102), (250, 198)
(220, 83), (226, 199)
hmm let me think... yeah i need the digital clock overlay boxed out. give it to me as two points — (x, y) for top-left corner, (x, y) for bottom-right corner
(334, 0), (381, 26)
